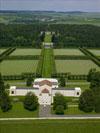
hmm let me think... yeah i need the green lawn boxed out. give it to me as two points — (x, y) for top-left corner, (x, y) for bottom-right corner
(88, 49), (100, 56)
(0, 60), (38, 75)
(0, 120), (100, 133)
(0, 49), (6, 54)
(56, 60), (100, 75)
(54, 49), (85, 56)
(64, 107), (97, 115)
(10, 49), (41, 56)
(66, 84), (90, 92)
(52, 106), (99, 115)
(42, 49), (53, 78)
(0, 102), (38, 118)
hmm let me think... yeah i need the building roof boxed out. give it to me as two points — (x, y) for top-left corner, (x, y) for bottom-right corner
(34, 78), (58, 83)
(53, 87), (81, 91)
(52, 88), (75, 90)
(34, 78), (58, 87)
(39, 80), (52, 86)
(16, 87), (39, 90)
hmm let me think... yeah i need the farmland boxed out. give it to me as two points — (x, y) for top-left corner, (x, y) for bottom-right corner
(0, 60), (38, 75)
(10, 49), (41, 56)
(0, 120), (100, 133)
(54, 49), (85, 56)
(55, 60), (100, 75)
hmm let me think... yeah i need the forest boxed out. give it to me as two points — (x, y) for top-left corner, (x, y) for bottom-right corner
(0, 24), (100, 48)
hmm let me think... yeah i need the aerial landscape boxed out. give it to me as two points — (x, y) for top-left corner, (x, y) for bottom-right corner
(0, 0), (100, 133)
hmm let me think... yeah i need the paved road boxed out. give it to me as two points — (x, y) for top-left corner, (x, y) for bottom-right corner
(1, 115), (100, 121)
(39, 105), (51, 117)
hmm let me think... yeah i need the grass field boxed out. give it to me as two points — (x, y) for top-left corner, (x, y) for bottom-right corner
(0, 119), (100, 133)
(0, 60), (38, 75)
(0, 49), (6, 54)
(10, 49), (41, 56)
(56, 60), (100, 74)
(0, 102), (38, 118)
(54, 49), (85, 56)
(88, 49), (100, 56)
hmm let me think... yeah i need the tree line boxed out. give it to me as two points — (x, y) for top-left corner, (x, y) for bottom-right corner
(0, 24), (100, 48)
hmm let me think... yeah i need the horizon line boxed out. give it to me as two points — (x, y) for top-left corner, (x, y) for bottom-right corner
(0, 9), (100, 13)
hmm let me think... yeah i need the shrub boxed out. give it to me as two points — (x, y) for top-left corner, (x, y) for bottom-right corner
(79, 90), (94, 113)
(55, 105), (64, 115)
(23, 92), (38, 111)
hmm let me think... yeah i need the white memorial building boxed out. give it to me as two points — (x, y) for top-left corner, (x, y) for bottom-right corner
(10, 78), (81, 105)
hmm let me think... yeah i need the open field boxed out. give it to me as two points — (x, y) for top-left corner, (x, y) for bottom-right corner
(88, 49), (100, 56)
(54, 49), (85, 56)
(0, 60), (38, 75)
(0, 102), (38, 118)
(10, 49), (41, 56)
(0, 119), (100, 133)
(0, 49), (6, 54)
(56, 60), (100, 75)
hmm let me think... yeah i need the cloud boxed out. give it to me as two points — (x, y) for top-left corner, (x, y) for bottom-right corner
(0, 0), (100, 12)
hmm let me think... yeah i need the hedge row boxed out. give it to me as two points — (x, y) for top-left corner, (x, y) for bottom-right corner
(0, 47), (16, 62)
(80, 48), (100, 67)
(55, 55), (89, 60)
(36, 48), (44, 77)
(51, 49), (57, 76)
(52, 73), (87, 80)
(2, 73), (41, 80)
(6, 55), (40, 60)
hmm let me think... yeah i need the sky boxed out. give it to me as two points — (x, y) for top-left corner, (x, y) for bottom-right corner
(0, 0), (100, 12)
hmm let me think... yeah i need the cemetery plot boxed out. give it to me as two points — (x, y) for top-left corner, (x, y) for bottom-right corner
(0, 49), (6, 54)
(10, 49), (41, 56)
(0, 60), (38, 75)
(54, 49), (85, 56)
(88, 49), (100, 56)
(55, 60), (100, 75)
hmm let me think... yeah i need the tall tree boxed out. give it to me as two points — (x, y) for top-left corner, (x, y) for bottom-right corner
(0, 73), (5, 98)
(59, 77), (66, 87)
(53, 93), (67, 110)
(79, 89), (94, 113)
(23, 92), (39, 111)
(0, 92), (12, 112)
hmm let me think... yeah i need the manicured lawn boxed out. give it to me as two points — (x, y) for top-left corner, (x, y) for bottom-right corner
(55, 60), (100, 74)
(52, 106), (99, 115)
(42, 49), (53, 77)
(10, 48), (41, 56)
(66, 84), (90, 92)
(0, 102), (38, 118)
(88, 49), (100, 56)
(0, 120), (100, 133)
(54, 49), (85, 56)
(64, 107), (96, 115)
(0, 60), (38, 75)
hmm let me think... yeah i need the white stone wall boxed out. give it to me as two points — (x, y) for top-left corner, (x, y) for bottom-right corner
(10, 88), (39, 97)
